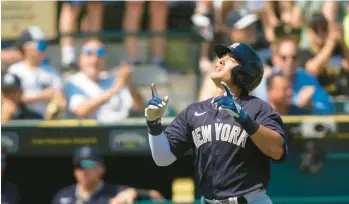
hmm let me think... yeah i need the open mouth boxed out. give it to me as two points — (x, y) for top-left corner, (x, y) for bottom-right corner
(214, 66), (223, 72)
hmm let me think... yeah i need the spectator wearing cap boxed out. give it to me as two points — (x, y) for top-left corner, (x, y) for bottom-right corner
(223, 8), (270, 62)
(253, 38), (335, 115)
(7, 27), (66, 119)
(52, 146), (164, 204)
(267, 72), (311, 115)
(1, 72), (43, 123)
(1, 142), (20, 204)
(65, 38), (145, 123)
(1, 26), (51, 72)
(299, 13), (349, 96)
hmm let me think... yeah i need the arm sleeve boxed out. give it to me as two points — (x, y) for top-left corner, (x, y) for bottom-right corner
(149, 132), (177, 166)
(149, 108), (193, 166)
(255, 104), (288, 163)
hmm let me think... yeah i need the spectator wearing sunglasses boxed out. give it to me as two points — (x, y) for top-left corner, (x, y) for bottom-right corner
(299, 13), (349, 96)
(253, 38), (334, 115)
(52, 146), (164, 204)
(7, 27), (66, 119)
(1, 27), (51, 72)
(65, 38), (145, 123)
(1, 142), (20, 204)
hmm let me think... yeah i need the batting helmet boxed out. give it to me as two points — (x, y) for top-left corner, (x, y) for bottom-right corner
(213, 42), (264, 93)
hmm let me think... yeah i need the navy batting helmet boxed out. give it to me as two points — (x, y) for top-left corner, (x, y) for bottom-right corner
(213, 42), (264, 93)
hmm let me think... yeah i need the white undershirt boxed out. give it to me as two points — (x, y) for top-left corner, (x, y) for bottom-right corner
(148, 132), (177, 166)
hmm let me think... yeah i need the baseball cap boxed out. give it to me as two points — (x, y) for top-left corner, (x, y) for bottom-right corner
(15, 26), (47, 52)
(1, 72), (21, 90)
(73, 146), (103, 168)
(226, 8), (259, 30)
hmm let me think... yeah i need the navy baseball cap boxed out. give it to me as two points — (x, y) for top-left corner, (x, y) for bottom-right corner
(226, 8), (258, 30)
(1, 72), (21, 90)
(73, 146), (103, 168)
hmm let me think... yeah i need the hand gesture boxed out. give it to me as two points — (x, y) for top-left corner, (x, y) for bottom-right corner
(144, 83), (169, 121)
(212, 81), (248, 120)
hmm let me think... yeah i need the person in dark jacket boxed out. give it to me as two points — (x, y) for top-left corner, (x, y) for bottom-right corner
(1, 72), (43, 122)
(52, 146), (164, 204)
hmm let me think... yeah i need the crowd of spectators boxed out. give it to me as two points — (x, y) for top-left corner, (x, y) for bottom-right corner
(1, 1), (349, 124)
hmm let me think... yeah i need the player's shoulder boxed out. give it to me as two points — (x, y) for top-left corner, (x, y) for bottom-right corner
(238, 95), (279, 117)
(182, 98), (213, 115)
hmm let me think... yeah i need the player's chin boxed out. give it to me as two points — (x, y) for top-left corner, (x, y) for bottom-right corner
(210, 71), (229, 82)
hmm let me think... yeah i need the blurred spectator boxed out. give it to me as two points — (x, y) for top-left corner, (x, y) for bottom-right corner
(1, 142), (20, 204)
(7, 27), (66, 119)
(59, 1), (104, 71)
(297, 1), (341, 49)
(65, 38), (145, 123)
(1, 27), (52, 72)
(123, 1), (172, 71)
(262, 1), (303, 42)
(52, 146), (164, 204)
(253, 38), (335, 115)
(1, 48), (23, 72)
(1, 72), (43, 123)
(223, 8), (270, 61)
(299, 13), (349, 96)
(267, 72), (312, 115)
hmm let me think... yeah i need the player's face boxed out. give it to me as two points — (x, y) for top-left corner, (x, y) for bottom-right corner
(74, 161), (104, 187)
(79, 40), (106, 79)
(268, 76), (292, 105)
(211, 55), (240, 83)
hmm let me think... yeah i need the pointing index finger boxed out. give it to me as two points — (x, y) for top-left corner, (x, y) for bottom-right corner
(221, 81), (233, 96)
(151, 83), (159, 98)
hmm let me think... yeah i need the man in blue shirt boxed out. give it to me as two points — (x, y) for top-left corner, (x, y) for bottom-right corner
(253, 38), (334, 115)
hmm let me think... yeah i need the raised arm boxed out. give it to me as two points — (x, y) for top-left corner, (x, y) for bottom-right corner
(145, 83), (193, 166)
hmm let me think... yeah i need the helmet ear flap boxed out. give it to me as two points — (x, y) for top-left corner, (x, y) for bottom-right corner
(230, 65), (244, 88)
(231, 65), (249, 96)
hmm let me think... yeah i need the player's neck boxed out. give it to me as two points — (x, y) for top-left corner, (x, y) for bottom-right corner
(215, 84), (241, 99)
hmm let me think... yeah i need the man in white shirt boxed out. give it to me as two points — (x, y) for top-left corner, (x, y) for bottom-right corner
(65, 38), (145, 123)
(8, 27), (65, 118)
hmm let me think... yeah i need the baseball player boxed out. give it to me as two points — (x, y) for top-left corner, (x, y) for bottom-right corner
(145, 42), (287, 204)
